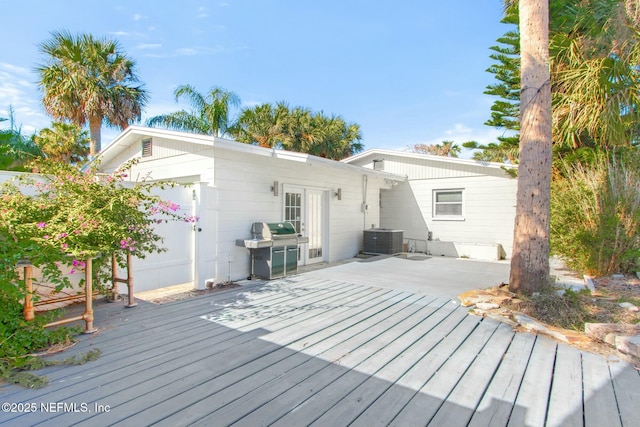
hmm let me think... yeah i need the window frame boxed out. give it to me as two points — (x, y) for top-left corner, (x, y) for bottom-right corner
(432, 188), (465, 221)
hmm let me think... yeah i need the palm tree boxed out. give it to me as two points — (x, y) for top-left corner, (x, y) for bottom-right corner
(231, 102), (363, 159)
(279, 106), (315, 152)
(550, 0), (640, 148)
(37, 31), (148, 157)
(485, 0), (640, 153)
(306, 114), (363, 160)
(232, 102), (290, 148)
(509, 0), (552, 295)
(33, 122), (90, 164)
(146, 85), (240, 137)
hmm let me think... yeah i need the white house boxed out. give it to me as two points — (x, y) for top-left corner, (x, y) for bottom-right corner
(3, 130), (519, 294)
(96, 127), (405, 291)
(342, 149), (517, 260)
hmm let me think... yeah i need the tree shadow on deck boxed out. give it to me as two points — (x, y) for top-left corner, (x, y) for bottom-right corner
(0, 278), (636, 427)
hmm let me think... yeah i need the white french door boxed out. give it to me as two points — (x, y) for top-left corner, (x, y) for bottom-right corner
(283, 186), (326, 265)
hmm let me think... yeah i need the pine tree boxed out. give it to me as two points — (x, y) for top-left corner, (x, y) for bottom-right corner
(466, 4), (520, 163)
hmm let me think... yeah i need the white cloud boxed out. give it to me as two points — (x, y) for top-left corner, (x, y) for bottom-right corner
(241, 100), (262, 108)
(0, 63), (50, 132)
(417, 124), (504, 146)
(132, 14), (146, 21)
(197, 7), (209, 18)
(108, 30), (149, 39)
(143, 45), (224, 58)
(175, 48), (198, 56)
(136, 43), (162, 50)
(444, 123), (473, 137)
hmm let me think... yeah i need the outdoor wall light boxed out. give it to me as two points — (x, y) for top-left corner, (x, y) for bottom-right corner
(334, 188), (342, 200)
(271, 181), (279, 196)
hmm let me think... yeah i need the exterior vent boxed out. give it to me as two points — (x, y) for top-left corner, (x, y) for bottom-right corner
(373, 159), (384, 171)
(141, 138), (152, 157)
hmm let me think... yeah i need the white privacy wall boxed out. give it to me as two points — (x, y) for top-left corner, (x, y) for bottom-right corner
(126, 184), (196, 292)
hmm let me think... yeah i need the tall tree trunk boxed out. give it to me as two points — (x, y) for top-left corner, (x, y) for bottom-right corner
(89, 117), (102, 157)
(509, 0), (552, 295)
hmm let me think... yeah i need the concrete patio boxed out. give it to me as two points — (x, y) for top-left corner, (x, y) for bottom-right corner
(1, 257), (638, 426)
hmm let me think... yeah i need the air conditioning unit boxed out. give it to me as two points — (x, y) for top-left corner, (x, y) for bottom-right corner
(363, 229), (403, 254)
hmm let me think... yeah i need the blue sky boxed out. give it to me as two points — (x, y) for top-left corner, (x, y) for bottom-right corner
(0, 0), (510, 155)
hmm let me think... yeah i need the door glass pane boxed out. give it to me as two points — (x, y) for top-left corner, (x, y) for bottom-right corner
(307, 191), (322, 260)
(284, 192), (302, 233)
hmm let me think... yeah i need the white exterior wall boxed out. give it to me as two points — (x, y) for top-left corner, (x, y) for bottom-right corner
(211, 148), (386, 284)
(381, 176), (516, 258)
(99, 131), (394, 289)
(348, 151), (517, 259)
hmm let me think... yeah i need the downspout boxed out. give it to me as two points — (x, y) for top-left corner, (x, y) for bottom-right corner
(362, 174), (368, 230)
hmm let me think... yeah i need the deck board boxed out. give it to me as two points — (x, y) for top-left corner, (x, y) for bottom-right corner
(426, 322), (516, 426)
(0, 273), (638, 427)
(232, 298), (450, 426)
(583, 351), (623, 427)
(344, 312), (481, 427)
(507, 336), (557, 427)
(546, 344), (584, 427)
(609, 360), (640, 427)
(387, 318), (503, 426)
(460, 326), (535, 427)
(86, 288), (422, 426)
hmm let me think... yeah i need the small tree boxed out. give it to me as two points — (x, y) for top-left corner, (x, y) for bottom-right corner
(33, 122), (90, 165)
(551, 151), (640, 275)
(0, 107), (42, 170)
(409, 141), (461, 157)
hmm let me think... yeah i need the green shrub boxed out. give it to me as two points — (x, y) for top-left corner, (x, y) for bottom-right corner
(551, 151), (640, 275)
(0, 279), (81, 387)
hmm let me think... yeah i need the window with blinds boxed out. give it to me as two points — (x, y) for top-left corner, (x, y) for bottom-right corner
(433, 189), (464, 219)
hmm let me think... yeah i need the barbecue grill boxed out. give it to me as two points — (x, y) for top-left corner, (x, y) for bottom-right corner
(236, 222), (309, 279)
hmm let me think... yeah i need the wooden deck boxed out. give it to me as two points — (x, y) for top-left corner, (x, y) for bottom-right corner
(1, 275), (639, 427)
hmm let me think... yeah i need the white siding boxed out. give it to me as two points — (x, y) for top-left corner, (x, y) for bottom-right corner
(353, 151), (518, 259)
(381, 174), (516, 258)
(101, 135), (392, 288)
(214, 149), (386, 282)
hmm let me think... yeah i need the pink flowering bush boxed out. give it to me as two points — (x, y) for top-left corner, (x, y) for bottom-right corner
(0, 158), (186, 300)
(1, 158), (193, 385)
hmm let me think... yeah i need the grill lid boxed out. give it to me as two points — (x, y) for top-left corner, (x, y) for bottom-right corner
(251, 222), (298, 239)
(240, 221), (309, 248)
(267, 222), (297, 236)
